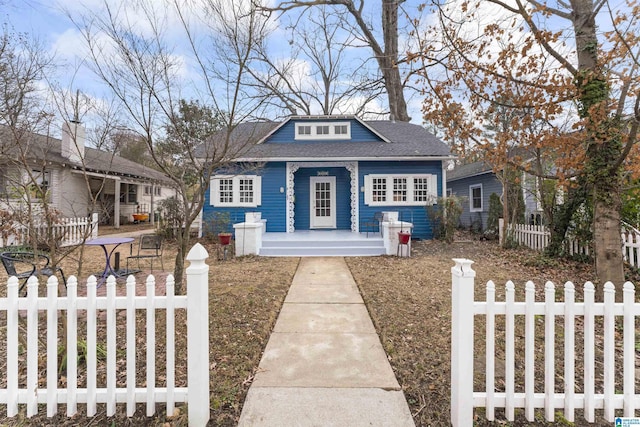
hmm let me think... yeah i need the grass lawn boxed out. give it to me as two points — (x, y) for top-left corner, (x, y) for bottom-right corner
(0, 231), (635, 425)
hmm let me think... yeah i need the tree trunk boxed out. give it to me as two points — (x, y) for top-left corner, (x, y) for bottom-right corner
(572, 0), (625, 294)
(381, 0), (410, 122)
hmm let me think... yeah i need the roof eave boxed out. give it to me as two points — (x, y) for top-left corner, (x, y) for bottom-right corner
(234, 155), (455, 162)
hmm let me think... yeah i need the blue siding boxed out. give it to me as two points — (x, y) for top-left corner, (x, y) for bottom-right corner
(203, 162), (288, 234)
(293, 167), (351, 230)
(267, 119), (382, 143)
(359, 161), (443, 239)
(447, 173), (502, 231)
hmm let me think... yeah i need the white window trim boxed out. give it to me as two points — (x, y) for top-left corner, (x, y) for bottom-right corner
(469, 184), (483, 212)
(295, 121), (351, 140)
(364, 174), (438, 206)
(210, 175), (262, 207)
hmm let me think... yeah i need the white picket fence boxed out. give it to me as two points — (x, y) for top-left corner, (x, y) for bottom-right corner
(498, 218), (590, 256)
(451, 259), (639, 426)
(0, 213), (99, 248)
(0, 243), (210, 425)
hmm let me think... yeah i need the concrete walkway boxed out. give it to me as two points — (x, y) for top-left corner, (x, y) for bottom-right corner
(238, 257), (415, 426)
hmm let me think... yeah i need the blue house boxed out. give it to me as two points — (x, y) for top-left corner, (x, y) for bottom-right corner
(202, 115), (452, 255)
(447, 161), (545, 231)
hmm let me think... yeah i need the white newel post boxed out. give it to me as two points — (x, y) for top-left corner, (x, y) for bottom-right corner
(186, 243), (210, 426)
(451, 258), (475, 427)
(233, 222), (264, 256)
(382, 221), (413, 256)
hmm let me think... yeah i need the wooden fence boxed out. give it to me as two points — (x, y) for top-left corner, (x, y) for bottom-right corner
(0, 213), (99, 248)
(451, 259), (639, 426)
(0, 243), (210, 425)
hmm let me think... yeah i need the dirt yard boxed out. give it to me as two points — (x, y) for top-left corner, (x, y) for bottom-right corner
(0, 232), (635, 425)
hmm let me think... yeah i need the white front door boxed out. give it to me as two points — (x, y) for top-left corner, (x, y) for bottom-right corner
(310, 176), (336, 228)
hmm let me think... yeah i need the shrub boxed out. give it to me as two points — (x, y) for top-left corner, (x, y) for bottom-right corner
(425, 196), (463, 243)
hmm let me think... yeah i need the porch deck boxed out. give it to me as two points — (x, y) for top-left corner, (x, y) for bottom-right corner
(260, 230), (385, 257)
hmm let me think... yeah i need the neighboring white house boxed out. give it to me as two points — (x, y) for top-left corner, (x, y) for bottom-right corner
(0, 122), (176, 227)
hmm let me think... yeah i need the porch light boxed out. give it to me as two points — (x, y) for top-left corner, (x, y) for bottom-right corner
(280, 187), (284, 193)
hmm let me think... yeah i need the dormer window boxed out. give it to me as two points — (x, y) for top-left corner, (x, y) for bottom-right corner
(317, 125), (330, 135)
(335, 125), (348, 134)
(295, 121), (351, 140)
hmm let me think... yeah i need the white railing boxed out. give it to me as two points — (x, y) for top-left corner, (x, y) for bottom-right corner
(451, 259), (639, 426)
(0, 213), (99, 248)
(0, 243), (210, 425)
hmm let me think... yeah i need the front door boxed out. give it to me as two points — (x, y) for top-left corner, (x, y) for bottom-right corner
(310, 176), (336, 228)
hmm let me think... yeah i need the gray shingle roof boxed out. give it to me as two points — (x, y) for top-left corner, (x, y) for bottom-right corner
(1, 127), (173, 184)
(197, 118), (451, 160)
(447, 161), (495, 181)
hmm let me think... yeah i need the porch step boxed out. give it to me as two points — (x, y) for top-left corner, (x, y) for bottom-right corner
(260, 233), (385, 257)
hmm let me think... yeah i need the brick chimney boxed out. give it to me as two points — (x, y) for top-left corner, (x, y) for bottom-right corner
(61, 120), (85, 163)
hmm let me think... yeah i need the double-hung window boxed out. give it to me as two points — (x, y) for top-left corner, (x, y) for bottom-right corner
(469, 184), (483, 212)
(210, 175), (262, 207)
(364, 174), (438, 206)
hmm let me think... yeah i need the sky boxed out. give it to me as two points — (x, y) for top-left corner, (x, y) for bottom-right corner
(2, 0), (431, 131)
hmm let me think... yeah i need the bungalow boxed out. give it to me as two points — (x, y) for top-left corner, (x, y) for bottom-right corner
(201, 115), (453, 256)
(0, 122), (176, 227)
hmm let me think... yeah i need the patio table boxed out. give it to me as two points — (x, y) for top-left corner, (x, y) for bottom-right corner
(85, 236), (135, 283)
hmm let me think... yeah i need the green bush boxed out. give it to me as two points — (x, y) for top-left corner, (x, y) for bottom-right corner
(425, 196), (463, 243)
(485, 192), (503, 240)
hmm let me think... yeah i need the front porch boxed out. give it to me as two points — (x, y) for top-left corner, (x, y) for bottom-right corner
(260, 230), (385, 257)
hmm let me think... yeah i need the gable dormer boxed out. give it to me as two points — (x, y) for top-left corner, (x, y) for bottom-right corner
(261, 115), (388, 144)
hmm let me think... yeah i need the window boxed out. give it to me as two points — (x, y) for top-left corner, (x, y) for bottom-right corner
(32, 169), (50, 194)
(210, 175), (262, 207)
(414, 177), (431, 202)
(372, 178), (387, 202)
(294, 121), (351, 140)
(364, 174), (437, 206)
(335, 124), (348, 135)
(239, 178), (254, 203)
(145, 185), (162, 197)
(470, 184), (483, 212)
(154, 186), (161, 197)
(120, 183), (138, 204)
(446, 188), (453, 197)
(393, 178), (407, 202)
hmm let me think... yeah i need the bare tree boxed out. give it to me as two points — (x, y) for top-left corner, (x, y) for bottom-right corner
(263, 0), (412, 121)
(69, 0), (269, 292)
(244, 5), (385, 117)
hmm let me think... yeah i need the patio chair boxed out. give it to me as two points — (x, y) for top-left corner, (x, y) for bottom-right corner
(361, 211), (383, 237)
(1, 251), (67, 293)
(126, 234), (164, 272)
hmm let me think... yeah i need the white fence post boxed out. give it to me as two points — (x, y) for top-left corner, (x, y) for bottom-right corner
(451, 258), (475, 427)
(186, 243), (210, 426)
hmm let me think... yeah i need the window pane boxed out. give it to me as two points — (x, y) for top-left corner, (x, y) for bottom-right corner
(298, 125), (311, 135)
(472, 187), (482, 209)
(413, 177), (429, 202)
(219, 179), (233, 203)
(335, 125), (347, 134)
(372, 178), (387, 202)
(239, 178), (254, 203)
(393, 178), (407, 202)
(317, 125), (329, 135)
